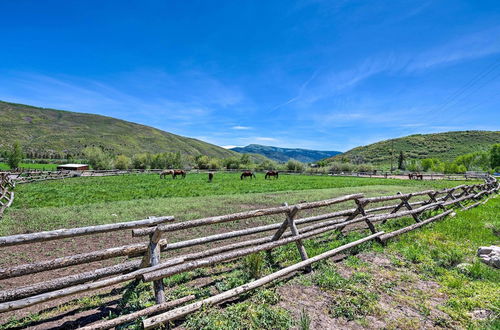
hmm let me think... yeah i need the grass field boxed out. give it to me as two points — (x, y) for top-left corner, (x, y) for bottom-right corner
(1, 173), (475, 235)
(11, 172), (474, 209)
(0, 162), (58, 171)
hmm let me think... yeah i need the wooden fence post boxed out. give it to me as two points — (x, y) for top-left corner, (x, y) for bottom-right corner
(143, 227), (166, 304)
(284, 204), (311, 272)
(354, 199), (378, 235)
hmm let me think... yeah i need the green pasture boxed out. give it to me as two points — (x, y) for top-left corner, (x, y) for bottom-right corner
(0, 162), (58, 171)
(11, 172), (474, 209)
(1, 173), (476, 235)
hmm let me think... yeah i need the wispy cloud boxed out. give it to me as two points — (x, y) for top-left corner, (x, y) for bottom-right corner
(0, 70), (245, 135)
(406, 26), (500, 72)
(255, 137), (278, 142)
(271, 69), (319, 111)
(231, 125), (252, 130)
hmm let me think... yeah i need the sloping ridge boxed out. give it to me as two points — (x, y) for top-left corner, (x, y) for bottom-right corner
(327, 130), (500, 164)
(0, 100), (237, 158)
(231, 144), (342, 163)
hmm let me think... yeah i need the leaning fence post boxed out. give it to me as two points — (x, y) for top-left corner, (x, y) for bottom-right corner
(144, 226), (166, 304)
(284, 203), (311, 272)
(354, 199), (380, 242)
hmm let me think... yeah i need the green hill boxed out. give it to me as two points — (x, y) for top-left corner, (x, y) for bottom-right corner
(0, 101), (237, 158)
(231, 144), (341, 163)
(327, 131), (500, 164)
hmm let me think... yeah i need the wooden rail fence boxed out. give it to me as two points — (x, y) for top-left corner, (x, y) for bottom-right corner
(0, 175), (497, 329)
(0, 173), (15, 219)
(6, 168), (475, 183)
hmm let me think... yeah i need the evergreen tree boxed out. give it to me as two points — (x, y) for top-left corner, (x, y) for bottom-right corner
(397, 151), (405, 170)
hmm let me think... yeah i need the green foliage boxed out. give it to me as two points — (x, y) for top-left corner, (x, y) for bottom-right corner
(185, 299), (293, 330)
(490, 143), (500, 169)
(406, 159), (422, 172)
(286, 159), (305, 172)
(131, 153), (152, 169)
(243, 253), (265, 279)
(223, 156), (242, 169)
(454, 151), (490, 171)
(195, 155), (211, 169)
(256, 159), (278, 170)
(398, 151), (405, 170)
(299, 308), (311, 330)
(114, 155), (131, 170)
(83, 147), (113, 170)
(151, 151), (182, 169)
(7, 142), (24, 169)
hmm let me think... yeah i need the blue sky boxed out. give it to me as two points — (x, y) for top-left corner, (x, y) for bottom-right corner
(1, 1), (499, 151)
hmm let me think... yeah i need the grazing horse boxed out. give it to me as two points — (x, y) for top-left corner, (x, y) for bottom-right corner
(408, 173), (424, 180)
(240, 171), (256, 180)
(208, 172), (214, 182)
(160, 169), (186, 179)
(265, 170), (279, 179)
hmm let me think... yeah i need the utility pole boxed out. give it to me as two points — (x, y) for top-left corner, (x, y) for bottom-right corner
(390, 141), (394, 173)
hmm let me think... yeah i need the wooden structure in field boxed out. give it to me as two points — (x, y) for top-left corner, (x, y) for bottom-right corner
(56, 163), (89, 171)
(0, 175), (497, 329)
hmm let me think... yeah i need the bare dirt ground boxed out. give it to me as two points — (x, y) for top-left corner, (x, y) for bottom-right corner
(278, 251), (458, 330)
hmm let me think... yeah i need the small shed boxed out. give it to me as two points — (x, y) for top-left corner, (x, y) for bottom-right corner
(57, 164), (89, 171)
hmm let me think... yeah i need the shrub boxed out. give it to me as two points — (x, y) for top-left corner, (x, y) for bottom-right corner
(286, 159), (305, 172)
(114, 155), (131, 170)
(7, 142), (24, 169)
(83, 147), (114, 170)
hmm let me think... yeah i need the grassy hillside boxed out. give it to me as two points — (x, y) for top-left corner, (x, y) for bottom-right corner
(231, 144), (341, 163)
(327, 131), (500, 164)
(0, 101), (237, 158)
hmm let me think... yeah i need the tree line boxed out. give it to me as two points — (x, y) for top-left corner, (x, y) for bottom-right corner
(2, 143), (499, 174)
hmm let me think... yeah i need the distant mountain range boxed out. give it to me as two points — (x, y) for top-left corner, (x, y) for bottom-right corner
(326, 130), (500, 164)
(230, 144), (342, 163)
(0, 100), (237, 158)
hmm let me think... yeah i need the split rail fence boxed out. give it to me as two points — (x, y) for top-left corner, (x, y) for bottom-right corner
(6, 168), (478, 183)
(0, 175), (497, 329)
(0, 173), (15, 219)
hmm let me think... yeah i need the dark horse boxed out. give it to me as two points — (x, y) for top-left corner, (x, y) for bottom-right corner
(240, 171), (256, 180)
(208, 172), (214, 182)
(408, 173), (423, 180)
(265, 170), (279, 179)
(160, 169), (186, 179)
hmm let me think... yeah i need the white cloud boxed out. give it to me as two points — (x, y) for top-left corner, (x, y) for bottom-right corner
(231, 126), (252, 130)
(255, 137), (278, 142)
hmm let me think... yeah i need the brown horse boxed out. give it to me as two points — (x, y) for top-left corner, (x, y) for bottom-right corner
(240, 171), (256, 180)
(408, 173), (423, 180)
(265, 170), (279, 179)
(160, 169), (186, 179)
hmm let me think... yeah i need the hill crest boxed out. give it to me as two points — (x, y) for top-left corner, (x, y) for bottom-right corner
(0, 100), (237, 158)
(327, 130), (500, 164)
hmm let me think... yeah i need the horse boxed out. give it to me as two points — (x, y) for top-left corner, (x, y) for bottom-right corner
(208, 172), (214, 182)
(265, 170), (279, 179)
(160, 169), (186, 179)
(240, 171), (256, 180)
